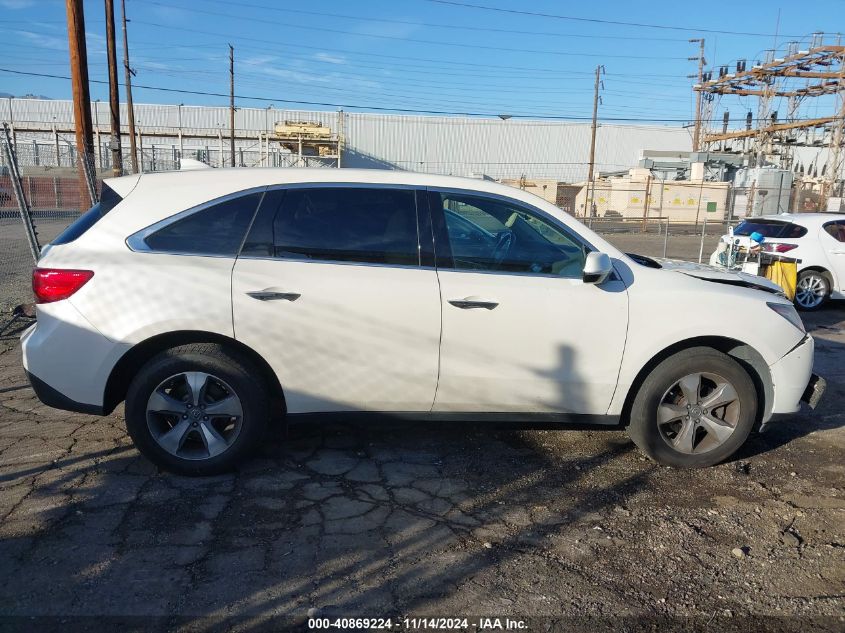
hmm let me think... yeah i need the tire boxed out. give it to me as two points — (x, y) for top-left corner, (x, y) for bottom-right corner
(627, 347), (757, 468)
(794, 269), (829, 312)
(125, 343), (270, 475)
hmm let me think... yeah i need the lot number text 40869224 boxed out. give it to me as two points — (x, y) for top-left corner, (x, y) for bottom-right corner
(307, 617), (528, 630)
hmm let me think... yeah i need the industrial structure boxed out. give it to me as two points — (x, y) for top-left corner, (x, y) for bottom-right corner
(574, 32), (845, 222)
(694, 32), (845, 210)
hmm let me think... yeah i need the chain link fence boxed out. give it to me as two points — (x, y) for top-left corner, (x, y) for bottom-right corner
(0, 129), (798, 329)
(0, 138), (97, 323)
(585, 216), (732, 263)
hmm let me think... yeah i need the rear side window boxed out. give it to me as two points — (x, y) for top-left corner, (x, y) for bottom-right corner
(51, 183), (123, 246)
(823, 221), (845, 242)
(143, 191), (263, 256)
(734, 219), (807, 239)
(245, 187), (419, 266)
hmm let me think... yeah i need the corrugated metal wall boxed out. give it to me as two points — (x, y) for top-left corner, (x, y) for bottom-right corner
(4, 98), (692, 182)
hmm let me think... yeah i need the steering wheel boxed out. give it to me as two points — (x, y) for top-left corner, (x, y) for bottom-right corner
(492, 230), (515, 266)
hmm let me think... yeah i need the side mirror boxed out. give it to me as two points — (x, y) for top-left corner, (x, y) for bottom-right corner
(582, 252), (613, 284)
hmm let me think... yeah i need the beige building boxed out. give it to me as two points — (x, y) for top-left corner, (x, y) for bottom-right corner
(498, 177), (561, 205)
(575, 166), (731, 222)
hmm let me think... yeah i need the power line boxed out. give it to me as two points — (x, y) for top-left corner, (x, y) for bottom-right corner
(142, 0), (691, 42)
(0, 67), (697, 122)
(0, 26), (693, 79)
(2, 67), (825, 125)
(132, 19), (690, 61)
(424, 0), (805, 37)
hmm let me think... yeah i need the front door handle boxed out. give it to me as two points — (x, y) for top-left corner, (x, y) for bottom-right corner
(246, 289), (301, 302)
(448, 297), (499, 310)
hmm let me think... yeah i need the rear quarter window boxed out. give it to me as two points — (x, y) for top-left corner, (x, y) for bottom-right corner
(141, 191), (264, 257)
(51, 183), (123, 246)
(823, 221), (845, 242)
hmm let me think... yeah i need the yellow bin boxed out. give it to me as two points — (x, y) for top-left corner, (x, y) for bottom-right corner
(763, 260), (798, 301)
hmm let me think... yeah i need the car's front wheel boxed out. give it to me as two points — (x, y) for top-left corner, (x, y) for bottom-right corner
(125, 343), (270, 475)
(795, 269), (829, 311)
(627, 347), (757, 468)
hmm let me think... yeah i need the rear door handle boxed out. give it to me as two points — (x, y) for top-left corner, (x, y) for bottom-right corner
(448, 297), (499, 310)
(246, 289), (301, 302)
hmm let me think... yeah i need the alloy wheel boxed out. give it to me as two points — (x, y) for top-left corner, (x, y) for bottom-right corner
(795, 273), (826, 309)
(657, 372), (740, 454)
(146, 371), (243, 460)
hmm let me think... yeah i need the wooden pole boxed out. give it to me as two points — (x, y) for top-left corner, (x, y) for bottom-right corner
(692, 39), (706, 151)
(121, 0), (138, 173)
(105, 0), (122, 177)
(229, 44), (235, 167)
(586, 65), (602, 218)
(640, 174), (652, 232)
(65, 0), (94, 209)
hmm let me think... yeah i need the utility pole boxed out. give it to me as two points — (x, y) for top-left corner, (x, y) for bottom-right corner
(105, 0), (122, 177)
(121, 0), (138, 173)
(65, 0), (94, 208)
(585, 64), (604, 218)
(690, 38), (706, 152)
(823, 50), (845, 206)
(229, 44), (235, 167)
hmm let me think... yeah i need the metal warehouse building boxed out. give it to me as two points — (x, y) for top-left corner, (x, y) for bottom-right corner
(4, 98), (692, 182)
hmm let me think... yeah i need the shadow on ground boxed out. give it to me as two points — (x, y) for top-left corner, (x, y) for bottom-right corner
(0, 309), (843, 630)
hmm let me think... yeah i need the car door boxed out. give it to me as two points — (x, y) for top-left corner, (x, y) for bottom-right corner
(428, 189), (629, 415)
(231, 185), (441, 413)
(821, 220), (845, 293)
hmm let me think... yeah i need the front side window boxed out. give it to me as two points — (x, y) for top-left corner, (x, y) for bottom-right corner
(267, 187), (420, 266)
(435, 192), (587, 277)
(823, 221), (845, 243)
(143, 191), (263, 256)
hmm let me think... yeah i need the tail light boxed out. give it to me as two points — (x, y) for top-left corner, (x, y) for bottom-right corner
(763, 243), (798, 253)
(32, 268), (94, 303)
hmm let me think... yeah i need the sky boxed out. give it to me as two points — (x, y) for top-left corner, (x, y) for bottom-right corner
(0, 0), (843, 127)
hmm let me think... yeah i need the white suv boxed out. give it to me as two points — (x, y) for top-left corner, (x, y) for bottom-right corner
(22, 169), (824, 474)
(710, 213), (845, 311)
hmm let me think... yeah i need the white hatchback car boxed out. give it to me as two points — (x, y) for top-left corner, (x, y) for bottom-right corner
(23, 169), (824, 474)
(710, 213), (845, 311)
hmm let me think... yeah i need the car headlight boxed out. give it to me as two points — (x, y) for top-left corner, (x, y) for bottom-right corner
(767, 302), (805, 333)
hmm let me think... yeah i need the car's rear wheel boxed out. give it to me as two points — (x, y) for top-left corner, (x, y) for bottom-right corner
(627, 347), (757, 468)
(795, 270), (829, 311)
(125, 343), (270, 475)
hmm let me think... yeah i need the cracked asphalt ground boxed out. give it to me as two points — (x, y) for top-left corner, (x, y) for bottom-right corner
(0, 308), (843, 632)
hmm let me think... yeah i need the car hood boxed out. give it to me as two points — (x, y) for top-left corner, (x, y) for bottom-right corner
(653, 258), (785, 295)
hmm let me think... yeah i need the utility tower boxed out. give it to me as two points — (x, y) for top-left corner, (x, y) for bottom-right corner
(695, 36), (845, 206)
